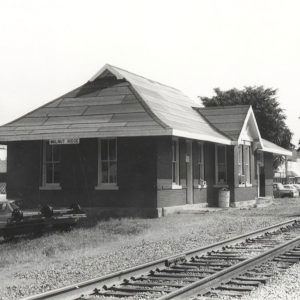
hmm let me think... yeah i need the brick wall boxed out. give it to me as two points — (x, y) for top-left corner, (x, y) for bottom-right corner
(7, 137), (157, 211)
(7, 137), (274, 214)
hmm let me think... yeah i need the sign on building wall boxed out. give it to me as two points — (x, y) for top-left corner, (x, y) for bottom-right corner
(49, 138), (80, 145)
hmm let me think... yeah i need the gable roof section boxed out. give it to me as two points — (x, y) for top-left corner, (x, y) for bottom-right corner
(195, 105), (291, 156)
(195, 105), (250, 141)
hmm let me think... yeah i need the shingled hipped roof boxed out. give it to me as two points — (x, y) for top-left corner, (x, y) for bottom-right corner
(0, 64), (231, 144)
(0, 64), (293, 156)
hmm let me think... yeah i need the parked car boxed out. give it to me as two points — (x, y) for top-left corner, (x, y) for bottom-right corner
(283, 184), (300, 197)
(293, 184), (300, 193)
(273, 183), (294, 198)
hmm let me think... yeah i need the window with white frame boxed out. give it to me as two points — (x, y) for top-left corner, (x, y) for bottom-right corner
(215, 145), (227, 185)
(238, 145), (244, 184)
(43, 141), (61, 186)
(172, 139), (180, 185)
(98, 138), (117, 185)
(197, 142), (205, 185)
(238, 145), (251, 185)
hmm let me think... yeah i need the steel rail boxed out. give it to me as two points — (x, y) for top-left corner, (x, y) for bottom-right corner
(21, 218), (299, 300)
(157, 232), (300, 299)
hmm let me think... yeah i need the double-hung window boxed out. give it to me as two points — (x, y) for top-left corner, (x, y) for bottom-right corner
(172, 139), (180, 186)
(42, 141), (61, 187)
(197, 142), (205, 186)
(215, 145), (227, 185)
(238, 145), (251, 185)
(238, 146), (244, 184)
(98, 138), (117, 188)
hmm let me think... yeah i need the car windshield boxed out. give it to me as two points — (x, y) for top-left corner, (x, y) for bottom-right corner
(275, 183), (284, 189)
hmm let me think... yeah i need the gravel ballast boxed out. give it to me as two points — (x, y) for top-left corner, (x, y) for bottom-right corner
(242, 262), (300, 300)
(1, 198), (300, 300)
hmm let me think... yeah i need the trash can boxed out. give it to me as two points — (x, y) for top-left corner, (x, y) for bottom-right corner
(218, 188), (230, 208)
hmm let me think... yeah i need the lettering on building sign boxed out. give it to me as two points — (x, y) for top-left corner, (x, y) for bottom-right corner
(49, 138), (80, 145)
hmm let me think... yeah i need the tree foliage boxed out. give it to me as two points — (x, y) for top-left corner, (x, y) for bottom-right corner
(200, 86), (293, 168)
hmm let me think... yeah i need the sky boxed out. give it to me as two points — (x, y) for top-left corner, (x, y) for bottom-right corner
(0, 0), (299, 145)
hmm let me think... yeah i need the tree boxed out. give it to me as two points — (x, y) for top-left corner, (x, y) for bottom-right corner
(200, 86), (293, 168)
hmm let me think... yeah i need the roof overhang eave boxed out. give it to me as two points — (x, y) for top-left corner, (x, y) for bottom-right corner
(172, 129), (232, 145)
(260, 147), (292, 157)
(0, 129), (173, 142)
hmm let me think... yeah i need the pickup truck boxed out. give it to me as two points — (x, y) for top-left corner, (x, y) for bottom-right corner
(0, 197), (86, 240)
(273, 183), (294, 198)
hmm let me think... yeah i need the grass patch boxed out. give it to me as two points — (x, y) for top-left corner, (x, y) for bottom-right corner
(0, 217), (151, 268)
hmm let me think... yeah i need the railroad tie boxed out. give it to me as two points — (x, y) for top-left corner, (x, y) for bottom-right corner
(134, 275), (196, 283)
(148, 271), (204, 279)
(124, 281), (184, 288)
(185, 261), (232, 268)
(199, 255), (246, 261)
(227, 279), (261, 286)
(284, 251), (300, 257)
(94, 289), (137, 297)
(234, 276), (268, 284)
(209, 289), (247, 297)
(273, 257), (300, 263)
(159, 268), (216, 275)
(243, 271), (272, 277)
(109, 285), (172, 294)
(215, 284), (254, 292)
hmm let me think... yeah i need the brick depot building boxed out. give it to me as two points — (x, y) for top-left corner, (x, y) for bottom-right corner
(0, 65), (292, 217)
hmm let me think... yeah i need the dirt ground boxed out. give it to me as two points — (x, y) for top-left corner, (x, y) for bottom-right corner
(1, 198), (300, 299)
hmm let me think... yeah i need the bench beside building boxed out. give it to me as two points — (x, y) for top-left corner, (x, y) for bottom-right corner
(0, 65), (292, 217)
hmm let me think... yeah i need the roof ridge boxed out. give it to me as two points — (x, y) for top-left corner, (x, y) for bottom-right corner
(106, 64), (182, 93)
(198, 104), (250, 110)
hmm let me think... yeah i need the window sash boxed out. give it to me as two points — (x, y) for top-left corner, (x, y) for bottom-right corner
(172, 139), (180, 184)
(43, 142), (61, 185)
(98, 139), (117, 185)
(198, 143), (204, 184)
(245, 146), (251, 184)
(238, 145), (251, 185)
(215, 145), (227, 184)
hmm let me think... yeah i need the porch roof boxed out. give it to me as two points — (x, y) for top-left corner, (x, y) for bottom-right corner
(261, 138), (292, 156)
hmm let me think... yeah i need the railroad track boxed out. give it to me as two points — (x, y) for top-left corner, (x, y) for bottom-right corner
(22, 219), (300, 300)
